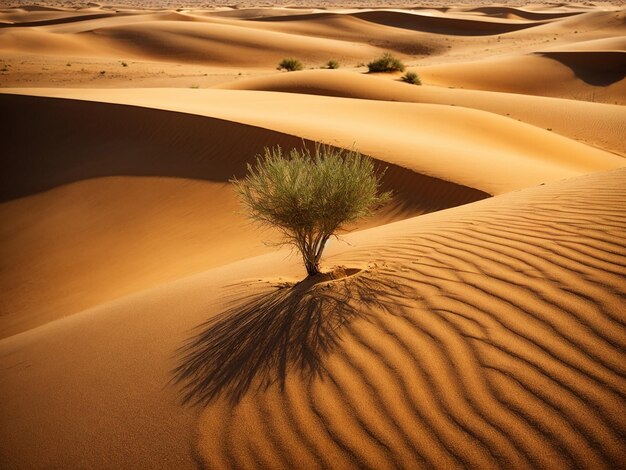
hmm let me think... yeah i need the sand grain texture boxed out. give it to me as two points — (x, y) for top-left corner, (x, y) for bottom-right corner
(1, 3), (625, 469)
(1, 168), (625, 469)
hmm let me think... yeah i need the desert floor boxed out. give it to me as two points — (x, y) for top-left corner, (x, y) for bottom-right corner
(1, 2), (626, 469)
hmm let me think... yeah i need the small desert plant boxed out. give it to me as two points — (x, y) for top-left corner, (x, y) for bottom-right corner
(277, 58), (303, 72)
(401, 71), (421, 85)
(367, 53), (405, 73)
(232, 145), (391, 277)
(326, 60), (339, 69)
(121, 61), (128, 67)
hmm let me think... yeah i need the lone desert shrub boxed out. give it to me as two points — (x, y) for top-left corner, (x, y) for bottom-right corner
(277, 58), (303, 71)
(401, 71), (421, 85)
(367, 53), (405, 73)
(326, 60), (339, 69)
(232, 145), (391, 277)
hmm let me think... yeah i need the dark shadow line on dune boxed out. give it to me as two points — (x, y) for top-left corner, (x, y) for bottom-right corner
(0, 94), (489, 215)
(172, 269), (412, 406)
(350, 11), (545, 36)
(0, 12), (127, 29)
(252, 10), (544, 36)
(538, 52), (626, 86)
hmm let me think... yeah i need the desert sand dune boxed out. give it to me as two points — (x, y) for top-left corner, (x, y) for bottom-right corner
(205, 7), (321, 19)
(521, 8), (626, 36)
(1, 3), (625, 469)
(419, 53), (626, 104)
(1, 167), (624, 469)
(541, 35), (626, 51)
(536, 51), (626, 84)
(1, 86), (622, 337)
(190, 168), (626, 469)
(4, 5), (66, 12)
(1, 92), (487, 337)
(215, 12), (442, 56)
(349, 9), (549, 35)
(462, 6), (585, 20)
(218, 69), (626, 155)
(0, 10), (119, 27)
(89, 20), (377, 65)
(4, 88), (623, 195)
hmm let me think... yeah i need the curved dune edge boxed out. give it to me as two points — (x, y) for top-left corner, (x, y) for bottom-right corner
(0, 93), (487, 338)
(254, 8), (549, 30)
(2, 88), (623, 196)
(217, 69), (626, 156)
(418, 54), (626, 105)
(1, 168), (624, 469)
(536, 51), (626, 86)
(463, 6), (585, 20)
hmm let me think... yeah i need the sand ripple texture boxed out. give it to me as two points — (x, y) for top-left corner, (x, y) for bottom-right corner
(191, 168), (626, 469)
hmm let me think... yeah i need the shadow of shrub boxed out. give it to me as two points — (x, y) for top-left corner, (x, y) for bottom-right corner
(172, 269), (410, 406)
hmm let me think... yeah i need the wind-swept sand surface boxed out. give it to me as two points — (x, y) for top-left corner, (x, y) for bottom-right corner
(1, 2), (625, 469)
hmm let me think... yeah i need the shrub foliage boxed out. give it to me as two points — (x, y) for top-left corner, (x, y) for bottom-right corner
(326, 60), (340, 69)
(277, 58), (303, 71)
(232, 145), (391, 276)
(401, 71), (422, 85)
(367, 53), (406, 73)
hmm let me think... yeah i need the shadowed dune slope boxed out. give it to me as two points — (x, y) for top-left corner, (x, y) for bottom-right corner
(351, 9), (547, 35)
(235, 12), (441, 56)
(419, 53), (626, 104)
(463, 6), (584, 20)
(1, 168), (625, 469)
(218, 69), (626, 156)
(0, 11), (121, 28)
(256, 9), (548, 35)
(85, 20), (378, 65)
(537, 51), (626, 86)
(0, 93), (486, 338)
(0, 16), (379, 65)
(3, 88), (623, 196)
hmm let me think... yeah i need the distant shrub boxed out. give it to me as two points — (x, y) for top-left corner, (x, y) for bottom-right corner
(401, 71), (421, 85)
(367, 53), (405, 73)
(326, 60), (339, 69)
(277, 58), (303, 72)
(121, 62), (128, 67)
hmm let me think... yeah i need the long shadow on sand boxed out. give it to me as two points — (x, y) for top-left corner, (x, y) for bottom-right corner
(173, 269), (410, 406)
(539, 51), (626, 86)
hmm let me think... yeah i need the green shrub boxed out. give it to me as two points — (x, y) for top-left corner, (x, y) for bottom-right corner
(277, 58), (303, 72)
(326, 60), (339, 69)
(232, 145), (391, 277)
(367, 53), (405, 73)
(401, 71), (421, 85)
